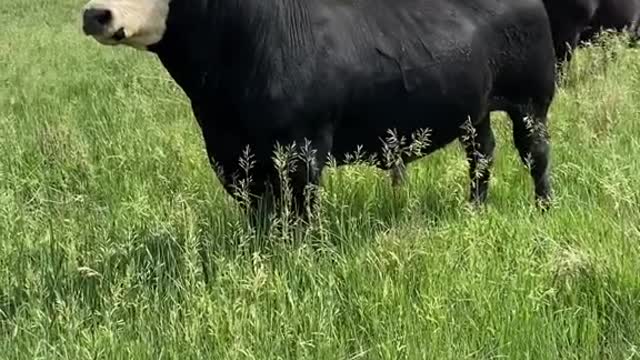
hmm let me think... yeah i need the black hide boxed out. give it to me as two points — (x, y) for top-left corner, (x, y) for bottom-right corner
(146, 0), (557, 215)
(543, 0), (640, 63)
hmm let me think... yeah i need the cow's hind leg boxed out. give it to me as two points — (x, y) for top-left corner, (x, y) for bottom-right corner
(508, 107), (552, 208)
(460, 114), (496, 205)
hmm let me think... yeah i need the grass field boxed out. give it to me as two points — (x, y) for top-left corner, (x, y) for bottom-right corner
(1, 0), (640, 358)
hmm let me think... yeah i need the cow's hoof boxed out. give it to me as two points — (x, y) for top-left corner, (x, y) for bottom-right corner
(535, 196), (553, 212)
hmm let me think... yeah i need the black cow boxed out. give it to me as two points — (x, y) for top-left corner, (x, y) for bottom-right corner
(543, 0), (640, 63)
(81, 0), (556, 217)
(582, 0), (640, 42)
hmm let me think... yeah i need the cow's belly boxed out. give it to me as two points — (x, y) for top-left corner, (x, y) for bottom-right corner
(331, 98), (477, 168)
(325, 58), (489, 168)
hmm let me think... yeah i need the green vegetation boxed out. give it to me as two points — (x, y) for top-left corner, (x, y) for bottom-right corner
(1, 0), (639, 358)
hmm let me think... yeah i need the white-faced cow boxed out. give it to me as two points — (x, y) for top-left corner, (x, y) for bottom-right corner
(81, 0), (556, 217)
(543, 0), (640, 63)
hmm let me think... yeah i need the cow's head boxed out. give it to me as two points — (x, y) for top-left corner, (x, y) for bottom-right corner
(82, 0), (171, 49)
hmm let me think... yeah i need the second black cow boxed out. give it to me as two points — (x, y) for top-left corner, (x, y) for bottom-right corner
(544, 0), (640, 63)
(81, 0), (557, 217)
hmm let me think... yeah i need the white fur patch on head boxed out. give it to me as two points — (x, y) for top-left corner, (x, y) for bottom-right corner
(83, 0), (171, 49)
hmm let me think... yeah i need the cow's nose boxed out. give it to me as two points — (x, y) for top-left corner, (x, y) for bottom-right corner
(82, 8), (112, 35)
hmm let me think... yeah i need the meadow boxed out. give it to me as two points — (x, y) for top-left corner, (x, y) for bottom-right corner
(1, 0), (640, 358)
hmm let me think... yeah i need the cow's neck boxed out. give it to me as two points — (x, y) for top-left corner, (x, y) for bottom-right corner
(148, 0), (315, 104)
(147, 0), (214, 99)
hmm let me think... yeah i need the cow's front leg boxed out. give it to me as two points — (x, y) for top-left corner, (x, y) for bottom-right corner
(199, 130), (279, 224)
(271, 125), (333, 220)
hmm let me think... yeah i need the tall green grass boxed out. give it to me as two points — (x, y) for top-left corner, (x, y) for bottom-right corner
(1, 1), (639, 358)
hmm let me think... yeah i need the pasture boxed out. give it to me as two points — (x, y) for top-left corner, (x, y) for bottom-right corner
(1, 0), (640, 358)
